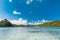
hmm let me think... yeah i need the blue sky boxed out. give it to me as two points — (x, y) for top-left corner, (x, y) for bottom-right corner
(0, 0), (60, 22)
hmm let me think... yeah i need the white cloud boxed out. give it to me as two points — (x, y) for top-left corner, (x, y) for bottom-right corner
(26, 0), (33, 4)
(40, 19), (49, 23)
(9, 18), (50, 25)
(9, 0), (12, 2)
(10, 18), (28, 25)
(13, 11), (22, 14)
(28, 19), (50, 25)
(0, 19), (3, 21)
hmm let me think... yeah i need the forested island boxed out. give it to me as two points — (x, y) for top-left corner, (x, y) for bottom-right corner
(37, 20), (60, 27)
(0, 19), (60, 27)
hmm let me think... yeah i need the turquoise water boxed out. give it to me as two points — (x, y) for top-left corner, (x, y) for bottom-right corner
(0, 27), (60, 40)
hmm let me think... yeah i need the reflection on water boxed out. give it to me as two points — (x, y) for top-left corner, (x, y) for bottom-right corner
(0, 27), (60, 40)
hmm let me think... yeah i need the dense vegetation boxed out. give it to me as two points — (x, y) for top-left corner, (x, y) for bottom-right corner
(0, 19), (60, 27)
(0, 19), (12, 27)
(38, 20), (60, 27)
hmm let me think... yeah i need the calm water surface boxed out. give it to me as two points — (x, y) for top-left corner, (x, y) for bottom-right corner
(0, 27), (60, 40)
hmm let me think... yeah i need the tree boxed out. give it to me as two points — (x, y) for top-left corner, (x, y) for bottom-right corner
(0, 19), (12, 26)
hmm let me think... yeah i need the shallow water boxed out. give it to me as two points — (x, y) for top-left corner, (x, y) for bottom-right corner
(0, 27), (60, 40)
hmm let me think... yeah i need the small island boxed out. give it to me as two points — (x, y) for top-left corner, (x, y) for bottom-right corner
(0, 19), (60, 27)
(37, 20), (60, 27)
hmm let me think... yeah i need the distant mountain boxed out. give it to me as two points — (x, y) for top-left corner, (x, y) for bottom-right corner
(0, 19), (60, 27)
(0, 19), (12, 27)
(38, 20), (60, 27)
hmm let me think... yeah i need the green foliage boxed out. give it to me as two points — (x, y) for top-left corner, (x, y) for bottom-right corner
(38, 20), (60, 27)
(0, 19), (60, 27)
(0, 19), (12, 27)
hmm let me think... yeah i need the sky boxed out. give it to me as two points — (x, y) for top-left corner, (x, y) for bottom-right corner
(0, 0), (60, 24)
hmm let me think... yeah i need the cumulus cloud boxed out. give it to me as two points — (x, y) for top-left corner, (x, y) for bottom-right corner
(10, 18), (28, 25)
(28, 19), (50, 25)
(0, 19), (3, 21)
(40, 19), (49, 23)
(9, 0), (12, 2)
(13, 11), (22, 14)
(9, 18), (50, 25)
(26, 0), (33, 4)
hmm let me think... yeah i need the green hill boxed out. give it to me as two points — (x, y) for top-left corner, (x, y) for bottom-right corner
(0, 19), (12, 27)
(0, 19), (60, 27)
(38, 20), (60, 27)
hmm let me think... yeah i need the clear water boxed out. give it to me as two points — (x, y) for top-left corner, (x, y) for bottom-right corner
(0, 27), (60, 40)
